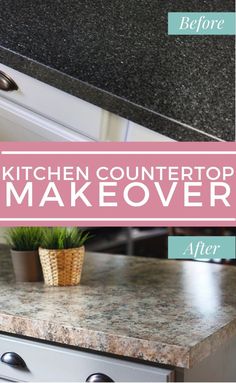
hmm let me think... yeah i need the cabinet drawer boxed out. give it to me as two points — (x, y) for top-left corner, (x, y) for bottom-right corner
(126, 122), (174, 142)
(0, 64), (103, 140)
(0, 334), (174, 382)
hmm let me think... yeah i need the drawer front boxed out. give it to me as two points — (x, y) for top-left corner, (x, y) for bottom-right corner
(0, 334), (174, 382)
(0, 64), (103, 140)
(126, 121), (174, 142)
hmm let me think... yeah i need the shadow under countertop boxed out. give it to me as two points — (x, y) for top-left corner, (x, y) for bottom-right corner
(0, 0), (235, 141)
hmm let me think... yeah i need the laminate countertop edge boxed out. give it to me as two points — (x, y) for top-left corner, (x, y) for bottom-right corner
(1, 311), (236, 369)
(0, 312), (191, 368)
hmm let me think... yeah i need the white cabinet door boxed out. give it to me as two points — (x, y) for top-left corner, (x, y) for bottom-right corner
(0, 64), (103, 140)
(0, 96), (91, 141)
(126, 121), (174, 141)
(0, 114), (51, 141)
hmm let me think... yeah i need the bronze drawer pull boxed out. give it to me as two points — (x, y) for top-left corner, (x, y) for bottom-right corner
(0, 71), (18, 91)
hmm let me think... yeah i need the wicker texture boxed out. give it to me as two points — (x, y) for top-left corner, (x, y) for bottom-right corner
(39, 246), (85, 286)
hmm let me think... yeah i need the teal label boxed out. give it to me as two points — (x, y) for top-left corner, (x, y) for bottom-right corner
(168, 236), (236, 259)
(168, 12), (235, 35)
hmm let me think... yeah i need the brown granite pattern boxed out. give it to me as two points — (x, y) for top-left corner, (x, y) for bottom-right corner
(0, 245), (236, 368)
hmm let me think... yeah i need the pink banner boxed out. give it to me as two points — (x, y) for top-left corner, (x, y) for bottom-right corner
(0, 141), (235, 226)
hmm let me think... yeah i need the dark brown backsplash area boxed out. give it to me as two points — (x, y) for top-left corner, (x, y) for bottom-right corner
(86, 227), (236, 265)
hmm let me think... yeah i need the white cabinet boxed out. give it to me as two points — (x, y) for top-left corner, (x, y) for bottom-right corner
(0, 334), (174, 382)
(0, 64), (103, 141)
(177, 334), (236, 382)
(100, 110), (128, 141)
(0, 95), (91, 141)
(126, 121), (174, 141)
(0, 65), (127, 142)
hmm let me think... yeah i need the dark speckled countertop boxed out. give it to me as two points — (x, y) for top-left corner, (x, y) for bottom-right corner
(1, 246), (236, 369)
(0, 1), (235, 141)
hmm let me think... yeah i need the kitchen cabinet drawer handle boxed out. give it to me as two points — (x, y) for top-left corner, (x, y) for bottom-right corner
(86, 373), (114, 382)
(1, 352), (27, 369)
(0, 71), (18, 92)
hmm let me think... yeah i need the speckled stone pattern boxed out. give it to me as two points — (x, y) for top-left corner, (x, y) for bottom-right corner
(0, 246), (236, 368)
(0, 1), (234, 141)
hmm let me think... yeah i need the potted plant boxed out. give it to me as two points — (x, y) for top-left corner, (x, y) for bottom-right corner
(39, 227), (90, 287)
(6, 227), (43, 282)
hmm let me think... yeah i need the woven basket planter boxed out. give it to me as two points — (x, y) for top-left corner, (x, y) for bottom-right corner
(39, 246), (85, 286)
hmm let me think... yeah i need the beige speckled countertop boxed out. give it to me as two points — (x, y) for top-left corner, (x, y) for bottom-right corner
(0, 245), (236, 369)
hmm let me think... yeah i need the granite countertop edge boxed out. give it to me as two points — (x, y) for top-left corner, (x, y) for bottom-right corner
(0, 311), (191, 368)
(1, 311), (236, 369)
(0, 46), (219, 142)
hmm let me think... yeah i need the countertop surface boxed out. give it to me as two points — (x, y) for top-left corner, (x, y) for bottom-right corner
(0, 0), (235, 141)
(0, 246), (236, 368)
